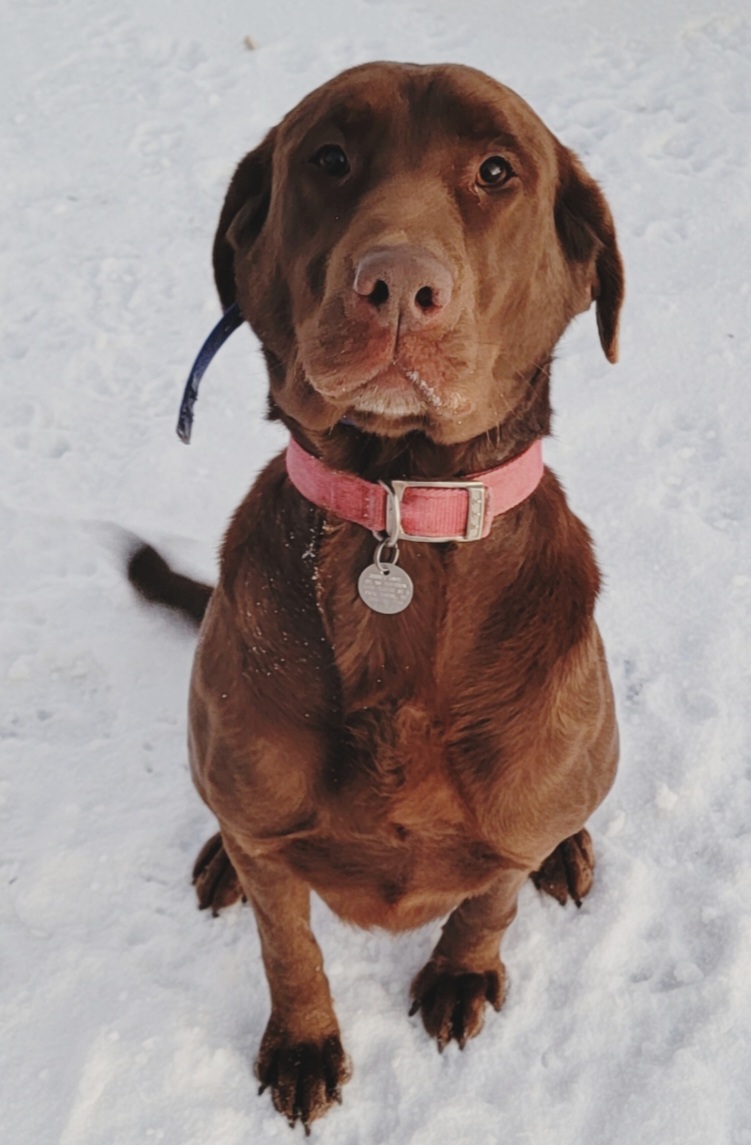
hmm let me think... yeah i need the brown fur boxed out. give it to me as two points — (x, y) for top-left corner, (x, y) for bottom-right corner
(149, 62), (624, 1130)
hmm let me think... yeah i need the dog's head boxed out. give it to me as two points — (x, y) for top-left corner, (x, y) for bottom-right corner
(214, 62), (623, 447)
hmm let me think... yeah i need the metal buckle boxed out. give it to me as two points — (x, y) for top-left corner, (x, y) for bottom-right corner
(383, 480), (488, 543)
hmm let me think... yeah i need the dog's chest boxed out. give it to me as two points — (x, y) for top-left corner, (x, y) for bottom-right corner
(278, 699), (507, 930)
(280, 519), (558, 927)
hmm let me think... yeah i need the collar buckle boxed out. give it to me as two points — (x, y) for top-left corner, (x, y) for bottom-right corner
(384, 480), (488, 543)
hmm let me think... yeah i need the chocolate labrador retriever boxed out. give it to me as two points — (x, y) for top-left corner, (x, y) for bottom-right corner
(130, 61), (623, 1131)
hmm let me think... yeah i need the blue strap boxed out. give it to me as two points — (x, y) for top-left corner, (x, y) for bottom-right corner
(176, 303), (244, 443)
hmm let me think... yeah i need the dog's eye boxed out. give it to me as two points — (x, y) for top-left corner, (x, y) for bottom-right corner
(311, 144), (350, 178)
(477, 155), (515, 188)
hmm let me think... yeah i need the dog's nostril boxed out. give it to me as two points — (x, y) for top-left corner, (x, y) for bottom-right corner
(368, 279), (390, 306)
(415, 286), (435, 311)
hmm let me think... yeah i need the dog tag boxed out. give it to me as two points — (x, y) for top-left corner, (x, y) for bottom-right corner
(358, 562), (414, 614)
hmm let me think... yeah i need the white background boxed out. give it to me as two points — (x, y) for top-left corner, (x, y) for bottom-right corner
(2, 0), (750, 1141)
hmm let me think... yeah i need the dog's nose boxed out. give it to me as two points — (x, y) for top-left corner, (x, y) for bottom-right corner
(353, 246), (454, 328)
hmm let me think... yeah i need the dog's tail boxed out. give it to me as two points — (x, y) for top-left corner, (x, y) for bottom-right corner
(127, 543), (213, 627)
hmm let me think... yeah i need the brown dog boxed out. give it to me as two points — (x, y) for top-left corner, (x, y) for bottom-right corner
(132, 61), (623, 1132)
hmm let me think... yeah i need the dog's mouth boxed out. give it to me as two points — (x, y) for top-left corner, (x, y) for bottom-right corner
(318, 362), (474, 426)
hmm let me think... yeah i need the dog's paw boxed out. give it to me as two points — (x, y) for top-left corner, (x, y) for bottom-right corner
(531, 828), (595, 907)
(256, 1026), (351, 1133)
(192, 832), (245, 915)
(409, 958), (505, 1051)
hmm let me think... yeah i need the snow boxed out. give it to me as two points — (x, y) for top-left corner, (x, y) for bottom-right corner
(2, 0), (751, 1141)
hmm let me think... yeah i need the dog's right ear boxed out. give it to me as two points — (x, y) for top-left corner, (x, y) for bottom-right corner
(212, 128), (277, 310)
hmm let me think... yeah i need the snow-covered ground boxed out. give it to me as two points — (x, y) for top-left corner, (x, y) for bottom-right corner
(2, 0), (750, 1141)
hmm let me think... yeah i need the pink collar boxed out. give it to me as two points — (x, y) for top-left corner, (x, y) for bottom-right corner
(285, 436), (543, 543)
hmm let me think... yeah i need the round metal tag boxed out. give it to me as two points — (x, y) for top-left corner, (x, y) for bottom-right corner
(357, 562), (414, 614)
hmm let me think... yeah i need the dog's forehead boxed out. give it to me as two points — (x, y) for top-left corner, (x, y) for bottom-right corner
(276, 63), (555, 157)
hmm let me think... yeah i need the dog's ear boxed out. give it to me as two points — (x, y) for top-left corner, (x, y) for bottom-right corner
(212, 128), (277, 310)
(554, 146), (624, 363)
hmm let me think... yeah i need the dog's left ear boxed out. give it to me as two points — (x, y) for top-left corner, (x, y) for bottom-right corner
(554, 146), (624, 363)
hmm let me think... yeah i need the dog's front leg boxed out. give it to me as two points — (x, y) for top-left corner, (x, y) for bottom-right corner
(410, 869), (528, 1051)
(221, 832), (351, 1131)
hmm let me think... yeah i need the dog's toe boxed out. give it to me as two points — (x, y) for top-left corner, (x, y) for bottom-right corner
(410, 959), (505, 1051)
(531, 828), (596, 907)
(192, 832), (245, 915)
(256, 1028), (351, 1131)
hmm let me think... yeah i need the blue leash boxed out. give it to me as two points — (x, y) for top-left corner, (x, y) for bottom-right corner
(176, 302), (244, 443)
